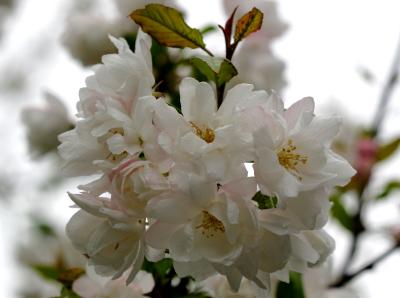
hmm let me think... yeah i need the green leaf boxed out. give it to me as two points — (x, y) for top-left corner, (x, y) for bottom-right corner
(376, 180), (400, 199)
(330, 194), (353, 231)
(142, 258), (173, 279)
(217, 60), (238, 86)
(32, 265), (60, 281)
(276, 272), (305, 298)
(130, 4), (206, 50)
(376, 138), (400, 162)
(200, 24), (218, 35)
(190, 57), (216, 82)
(190, 56), (238, 87)
(252, 191), (278, 209)
(234, 7), (263, 44)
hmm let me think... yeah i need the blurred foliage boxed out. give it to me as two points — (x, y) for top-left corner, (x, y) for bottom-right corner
(376, 180), (400, 200)
(276, 272), (305, 298)
(142, 258), (210, 298)
(330, 193), (353, 231)
(376, 138), (400, 162)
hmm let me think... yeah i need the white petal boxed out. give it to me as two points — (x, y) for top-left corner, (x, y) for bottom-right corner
(146, 193), (199, 223)
(285, 97), (315, 131)
(180, 77), (217, 126)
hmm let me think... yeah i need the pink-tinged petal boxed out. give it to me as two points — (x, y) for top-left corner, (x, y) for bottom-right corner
(180, 77), (217, 126)
(146, 193), (199, 223)
(146, 221), (181, 250)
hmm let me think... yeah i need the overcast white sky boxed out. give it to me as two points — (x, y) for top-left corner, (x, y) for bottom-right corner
(1, 0), (400, 297)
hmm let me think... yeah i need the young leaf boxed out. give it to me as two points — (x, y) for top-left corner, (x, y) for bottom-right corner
(276, 272), (306, 298)
(200, 24), (218, 35)
(217, 60), (238, 86)
(130, 4), (206, 50)
(252, 191), (278, 209)
(190, 56), (238, 87)
(376, 138), (400, 162)
(376, 180), (400, 200)
(234, 7), (263, 44)
(330, 194), (353, 231)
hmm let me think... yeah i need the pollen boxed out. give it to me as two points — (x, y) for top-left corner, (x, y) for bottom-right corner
(277, 139), (308, 180)
(196, 211), (225, 238)
(190, 122), (215, 143)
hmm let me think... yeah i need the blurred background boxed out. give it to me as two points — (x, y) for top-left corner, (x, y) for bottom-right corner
(1, 0), (400, 297)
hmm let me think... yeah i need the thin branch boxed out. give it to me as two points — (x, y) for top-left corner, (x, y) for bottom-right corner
(372, 34), (400, 135)
(332, 245), (399, 288)
(335, 33), (400, 284)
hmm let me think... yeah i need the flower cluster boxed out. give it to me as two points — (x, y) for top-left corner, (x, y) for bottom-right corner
(59, 30), (355, 295)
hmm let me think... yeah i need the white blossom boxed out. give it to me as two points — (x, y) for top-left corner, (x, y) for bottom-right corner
(61, 25), (355, 296)
(252, 96), (356, 198)
(58, 31), (158, 176)
(73, 269), (154, 298)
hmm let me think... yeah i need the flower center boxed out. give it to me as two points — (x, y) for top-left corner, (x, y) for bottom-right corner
(277, 139), (308, 180)
(196, 211), (225, 238)
(190, 122), (215, 143)
(99, 128), (129, 163)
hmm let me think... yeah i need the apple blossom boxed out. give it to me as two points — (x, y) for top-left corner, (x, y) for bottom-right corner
(60, 8), (356, 294)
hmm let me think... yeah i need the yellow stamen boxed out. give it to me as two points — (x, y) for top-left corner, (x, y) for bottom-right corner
(196, 211), (225, 238)
(190, 122), (215, 143)
(277, 139), (308, 180)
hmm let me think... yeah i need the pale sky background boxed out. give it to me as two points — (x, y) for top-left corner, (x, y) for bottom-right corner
(1, 0), (400, 297)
